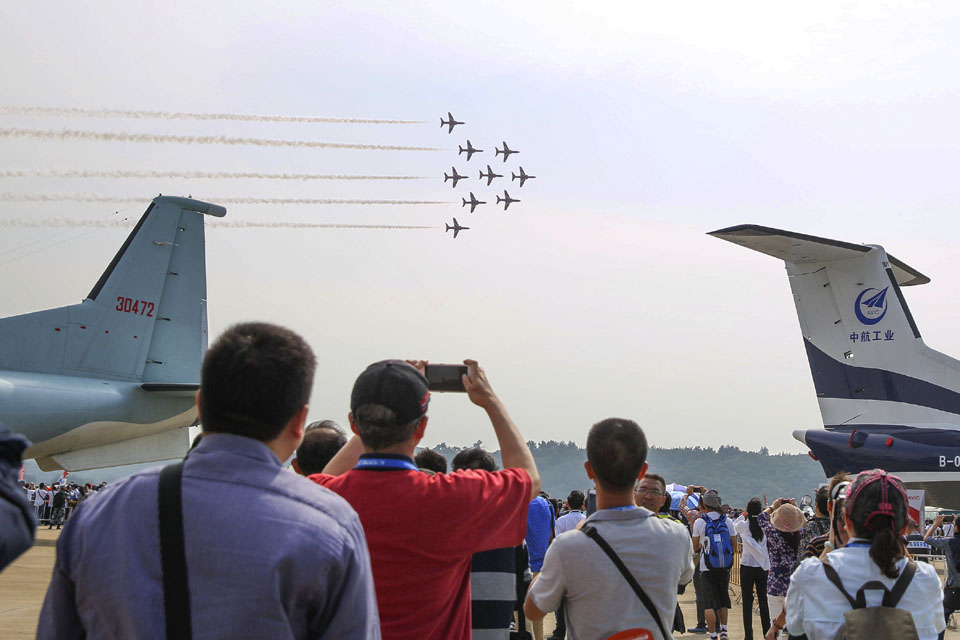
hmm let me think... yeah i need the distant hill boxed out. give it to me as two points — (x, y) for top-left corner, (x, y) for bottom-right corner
(431, 440), (828, 508)
(23, 440), (829, 508)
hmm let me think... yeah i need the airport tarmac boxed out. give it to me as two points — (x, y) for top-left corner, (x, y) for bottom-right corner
(2, 528), (958, 638)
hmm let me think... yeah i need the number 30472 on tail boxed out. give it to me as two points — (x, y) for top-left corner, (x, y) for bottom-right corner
(115, 296), (154, 316)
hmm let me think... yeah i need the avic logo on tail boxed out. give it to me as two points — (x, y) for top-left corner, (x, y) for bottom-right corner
(855, 286), (889, 325)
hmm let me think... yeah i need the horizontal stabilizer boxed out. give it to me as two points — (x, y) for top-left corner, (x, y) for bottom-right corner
(34, 425), (191, 472)
(709, 224), (930, 286)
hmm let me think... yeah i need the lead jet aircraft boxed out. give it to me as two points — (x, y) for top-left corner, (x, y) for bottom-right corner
(461, 192), (486, 213)
(1, 195), (225, 472)
(458, 140), (482, 161)
(443, 167), (467, 188)
(479, 165), (503, 186)
(511, 166), (536, 187)
(440, 112), (464, 133)
(494, 141), (518, 162)
(496, 190), (520, 211)
(712, 223), (960, 505)
(445, 218), (469, 238)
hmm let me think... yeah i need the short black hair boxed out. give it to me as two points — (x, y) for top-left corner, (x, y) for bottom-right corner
(306, 419), (341, 433)
(815, 485), (829, 516)
(295, 423), (347, 475)
(567, 490), (585, 510)
(643, 473), (666, 493)
(200, 322), (316, 442)
(586, 418), (648, 491)
(353, 404), (421, 451)
(415, 448), (448, 474)
(452, 447), (497, 472)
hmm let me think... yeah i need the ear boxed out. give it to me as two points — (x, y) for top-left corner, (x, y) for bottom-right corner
(289, 404), (308, 442)
(413, 415), (428, 440)
(195, 390), (202, 421)
(636, 462), (649, 482)
(584, 460), (595, 480)
(291, 458), (302, 474)
(348, 412), (360, 435)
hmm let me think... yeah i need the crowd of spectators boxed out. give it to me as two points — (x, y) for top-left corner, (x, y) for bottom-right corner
(18, 481), (107, 528)
(0, 320), (954, 639)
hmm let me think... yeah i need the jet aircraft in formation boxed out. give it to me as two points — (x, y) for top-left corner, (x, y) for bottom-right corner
(496, 190), (520, 211)
(458, 140), (482, 161)
(441, 112), (464, 133)
(461, 192), (485, 213)
(479, 165), (503, 186)
(437, 115), (532, 238)
(443, 167), (467, 188)
(445, 218), (469, 238)
(495, 141), (518, 162)
(511, 166), (536, 188)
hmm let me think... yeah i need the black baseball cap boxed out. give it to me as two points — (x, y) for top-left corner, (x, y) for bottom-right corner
(351, 360), (431, 424)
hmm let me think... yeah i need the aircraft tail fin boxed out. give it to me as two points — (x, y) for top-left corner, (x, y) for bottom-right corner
(0, 196), (225, 383)
(709, 223), (960, 430)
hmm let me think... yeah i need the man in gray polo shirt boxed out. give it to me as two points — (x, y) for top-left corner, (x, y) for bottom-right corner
(524, 418), (693, 639)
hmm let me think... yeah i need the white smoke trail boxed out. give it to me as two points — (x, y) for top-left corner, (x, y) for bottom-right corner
(0, 169), (428, 181)
(0, 128), (441, 151)
(212, 221), (434, 230)
(0, 105), (423, 125)
(0, 217), (133, 228)
(0, 217), (434, 230)
(0, 193), (450, 205)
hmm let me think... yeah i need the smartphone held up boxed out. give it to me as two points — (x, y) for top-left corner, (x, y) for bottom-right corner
(425, 364), (468, 393)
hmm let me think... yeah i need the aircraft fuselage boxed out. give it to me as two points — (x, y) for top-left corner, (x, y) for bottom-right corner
(0, 369), (196, 460)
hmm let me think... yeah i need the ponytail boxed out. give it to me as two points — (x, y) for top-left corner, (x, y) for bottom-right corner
(864, 519), (906, 578)
(746, 497), (763, 542)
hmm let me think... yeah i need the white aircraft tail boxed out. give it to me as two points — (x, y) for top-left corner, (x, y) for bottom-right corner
(0, 196), (225, 383)
(712, 224), (960, 504)
(710, 224), (960, 431)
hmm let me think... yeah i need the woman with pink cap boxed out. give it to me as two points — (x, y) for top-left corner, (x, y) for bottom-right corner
(783, 469), (945, 639)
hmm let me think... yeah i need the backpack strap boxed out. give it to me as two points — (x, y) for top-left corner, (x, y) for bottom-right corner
(820, 558), (858, 608)
(823, 557), (917, 609)
(158, 461), (192, 640)
(881, 561), (916, 607)
(583, 525), (670, 640)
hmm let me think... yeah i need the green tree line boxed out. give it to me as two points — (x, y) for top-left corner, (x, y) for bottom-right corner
(430, 440), (828, 508)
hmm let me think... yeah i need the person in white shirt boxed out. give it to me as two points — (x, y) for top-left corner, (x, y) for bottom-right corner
(735, 498), (771, 640)
(33, 484), (47, 522)
(692, 490), (737, 640)
(554, 490), (586, 536)
(784, 469), (945, 640)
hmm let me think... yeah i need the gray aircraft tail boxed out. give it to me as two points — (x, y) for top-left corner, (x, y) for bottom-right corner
(0, 196), (225, 383)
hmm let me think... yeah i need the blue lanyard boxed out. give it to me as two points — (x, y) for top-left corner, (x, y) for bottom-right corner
(355, 457), (418, 471)
(605, 505), (639, 512)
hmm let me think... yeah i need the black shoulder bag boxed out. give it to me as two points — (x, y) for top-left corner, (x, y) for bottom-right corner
(158, 461), (192, 640)
(582, 525), (670, 640)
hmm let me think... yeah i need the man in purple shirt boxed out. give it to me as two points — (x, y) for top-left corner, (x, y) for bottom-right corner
(39, 322), (380, 639)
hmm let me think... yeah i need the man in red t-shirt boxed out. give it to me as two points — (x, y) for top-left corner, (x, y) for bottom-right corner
(310, 359), (540, 640)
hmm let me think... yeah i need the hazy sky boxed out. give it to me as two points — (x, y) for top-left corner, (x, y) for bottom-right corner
(3, 1), (960, 455)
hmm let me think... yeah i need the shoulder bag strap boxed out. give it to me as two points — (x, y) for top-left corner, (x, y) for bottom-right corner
(158, 461), (192, 640)
(820, 558), (858, 608)
(583, 525), (670, 640)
